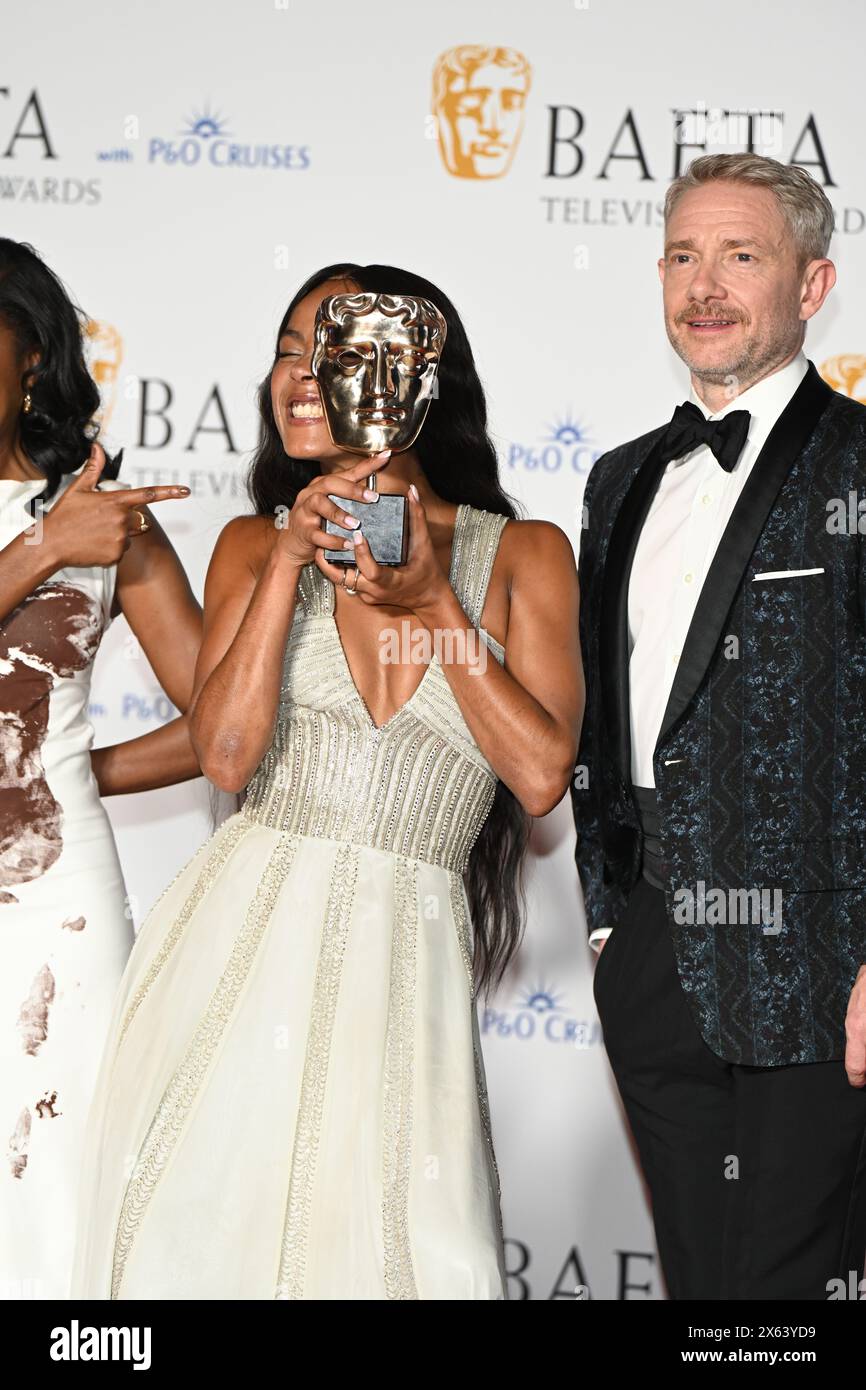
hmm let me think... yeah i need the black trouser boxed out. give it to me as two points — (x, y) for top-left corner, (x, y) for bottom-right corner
(593, 875), (866, 1300)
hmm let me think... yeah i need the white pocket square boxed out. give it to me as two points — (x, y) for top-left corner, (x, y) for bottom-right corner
(752, 568), (825, 581)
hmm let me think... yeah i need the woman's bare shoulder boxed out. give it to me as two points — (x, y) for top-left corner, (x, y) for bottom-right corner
(212, 513), (279, 579)
(204, 517), (283, 592)
(497, 516), (578, 578)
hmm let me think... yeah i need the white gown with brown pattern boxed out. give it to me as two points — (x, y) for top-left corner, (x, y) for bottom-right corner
(0, 469), (133, 1300)
(72, 502), (510, 1301)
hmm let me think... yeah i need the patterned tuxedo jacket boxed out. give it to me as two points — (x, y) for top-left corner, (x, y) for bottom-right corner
(571, 360), (866, 1065)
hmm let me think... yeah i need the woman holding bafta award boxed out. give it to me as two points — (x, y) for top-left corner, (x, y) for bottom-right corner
(72, 263), (583, 1301)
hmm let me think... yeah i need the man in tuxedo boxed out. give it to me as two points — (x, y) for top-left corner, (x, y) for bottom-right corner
(572, 152), (866, 1300)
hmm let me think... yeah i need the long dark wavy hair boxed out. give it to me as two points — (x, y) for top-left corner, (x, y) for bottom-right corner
(247, 262), (530, 996)
(0, 238), (121, 508)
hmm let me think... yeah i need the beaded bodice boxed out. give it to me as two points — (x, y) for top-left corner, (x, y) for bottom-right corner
(242, 504), (508, 872)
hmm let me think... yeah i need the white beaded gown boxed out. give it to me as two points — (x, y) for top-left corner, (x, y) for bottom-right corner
(72, 502), (510, 1300)
(0, 470), (134, 1300)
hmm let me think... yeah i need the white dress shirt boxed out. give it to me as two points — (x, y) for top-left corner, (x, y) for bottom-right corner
(587, 350), (808, 951)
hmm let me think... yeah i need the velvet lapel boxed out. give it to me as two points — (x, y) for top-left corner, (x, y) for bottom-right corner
(599, 434), (669, 784)
(656, 360), (834, 748)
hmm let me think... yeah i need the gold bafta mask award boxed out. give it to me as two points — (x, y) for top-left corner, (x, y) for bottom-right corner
(310, 292), (447, 566)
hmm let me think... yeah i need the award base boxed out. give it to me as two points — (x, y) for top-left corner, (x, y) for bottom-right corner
(323, 474), (409, 567)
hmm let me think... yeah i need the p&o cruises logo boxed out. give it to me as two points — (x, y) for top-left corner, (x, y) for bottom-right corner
(482, 979), (602, 1049)
(148, 104), (310, 172)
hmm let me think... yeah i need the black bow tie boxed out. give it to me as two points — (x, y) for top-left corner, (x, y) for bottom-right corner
(658, 400), (751, 472)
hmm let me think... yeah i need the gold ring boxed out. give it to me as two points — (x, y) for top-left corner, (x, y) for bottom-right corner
(131, 509), (150, 535)
(344, 566), (359, 596)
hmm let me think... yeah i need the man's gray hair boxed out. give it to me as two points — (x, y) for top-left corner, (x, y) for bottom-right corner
(664, 153), (835, 267)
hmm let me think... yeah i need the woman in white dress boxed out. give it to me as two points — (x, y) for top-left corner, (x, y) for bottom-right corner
(0, 238), (202, 1299)
(72, 262), (584, 1300)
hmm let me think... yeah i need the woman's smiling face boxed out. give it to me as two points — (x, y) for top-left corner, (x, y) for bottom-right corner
(270, 278), (358, 465)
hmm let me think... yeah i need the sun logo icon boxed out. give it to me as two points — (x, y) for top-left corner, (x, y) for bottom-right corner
(545, 412), (591, 447)
(182, 106), (231, 139)
(517, 982), (567, 1015)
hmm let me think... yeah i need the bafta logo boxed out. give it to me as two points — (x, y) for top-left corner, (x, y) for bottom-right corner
(820, 354), (866, 405)
(432, 45), (531, 180)
(84, 319), (124, 426)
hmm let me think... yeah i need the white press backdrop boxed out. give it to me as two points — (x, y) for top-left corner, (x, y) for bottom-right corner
(4, 0), (865, 1300)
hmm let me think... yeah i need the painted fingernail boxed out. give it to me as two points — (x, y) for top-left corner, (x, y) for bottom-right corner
(343, 537), (355, 549)
(363, 488), (379, 501)
(350, 529), (364, 544)
(409, 483), (419, 500)
(343, 514), (360, 528)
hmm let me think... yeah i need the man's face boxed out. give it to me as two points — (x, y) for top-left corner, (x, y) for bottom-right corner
(659, 180), (809, 388)
(312, 303), (444, 456)
(436, 59), (529, 179)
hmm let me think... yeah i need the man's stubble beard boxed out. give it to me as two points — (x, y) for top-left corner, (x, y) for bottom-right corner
(664, 311), (800, 391)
